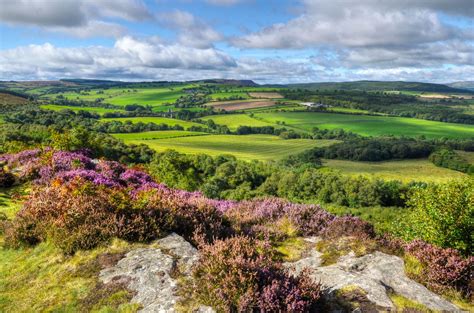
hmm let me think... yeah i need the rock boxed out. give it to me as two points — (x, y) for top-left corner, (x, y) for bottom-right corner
(99, 233), (214, 313)
(288, 246), (461, 312)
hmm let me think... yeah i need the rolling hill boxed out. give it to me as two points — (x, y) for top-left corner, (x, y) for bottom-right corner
(287, 80), (473, 93)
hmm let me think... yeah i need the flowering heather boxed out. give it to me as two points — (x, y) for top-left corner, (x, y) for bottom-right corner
(404, 240), (474, 297)
(3, 149), (472, 303)
(190, 236), (322, 312)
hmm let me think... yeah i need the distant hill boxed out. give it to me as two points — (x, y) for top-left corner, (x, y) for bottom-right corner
(191, 79), (258, 87)
(287, 80), (474, 94)
(0, 91), (31, 110)
(447, 81), (474, 92)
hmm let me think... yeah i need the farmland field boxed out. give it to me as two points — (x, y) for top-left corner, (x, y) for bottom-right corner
(41, 104), (125, 114)
(248, 92), (283, 99)
(113, 130), (207, 140)
(323, 159), (467, 183)
(209, 91), (251, 100)
(100, 117), (203, 128)
(45, 85), (196, 107)
(254, 112), (474, 138)
(120, 133), (337, 161)
(207, 99), (277, 111)
(200, 114), (278, 130)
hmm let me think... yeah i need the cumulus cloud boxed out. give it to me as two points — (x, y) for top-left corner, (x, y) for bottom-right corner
(158, 10), (222, 48)
(232, 1), (461, 49)
(0, 0), (151, 38)
(0, 36), (237, 80)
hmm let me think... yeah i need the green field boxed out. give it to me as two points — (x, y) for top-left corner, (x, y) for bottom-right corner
(201, 114), (278, 130)
(120, 133), (337, 161)
(254, 112), (474, 138)
(41, 104), (125, 114)
(113, 130), (208, 140)
(45, 85), (196, 107)
(323, 159), (467, 183)
(100, 117), (203, 128)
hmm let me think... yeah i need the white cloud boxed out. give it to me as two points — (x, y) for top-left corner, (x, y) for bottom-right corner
(0, 37), (237, 81)
(158, 10), (222, 48)
(0, 0), (151, 38)
(232, 3), (457, 49)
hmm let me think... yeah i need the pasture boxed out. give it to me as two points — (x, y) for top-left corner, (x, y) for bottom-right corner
(41, 104), (124, 114)
(113, 130), (207, 140)
(46, 85), (196, 107)
(254, 112), (474, 138)
(100, 117), (203, 128)
(200, 114), (278, 130)
(120, 133), (336, 161)
(323, 159), (467, 183)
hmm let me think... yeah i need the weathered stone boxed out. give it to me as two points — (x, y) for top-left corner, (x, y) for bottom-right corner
(288, 245), (461, 312)
(99, 233), (214, 313)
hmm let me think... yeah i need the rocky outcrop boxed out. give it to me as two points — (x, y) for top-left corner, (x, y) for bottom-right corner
(99, 233), (213, 313)
(288, 237), (461, 312)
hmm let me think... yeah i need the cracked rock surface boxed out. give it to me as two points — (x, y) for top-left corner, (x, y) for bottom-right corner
(99, 233), (213, 313)
(288, 238), (461, 312)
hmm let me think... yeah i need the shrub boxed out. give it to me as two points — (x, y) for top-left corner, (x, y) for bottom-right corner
(190, 236), (322, 312)
(400, 178), (473, 255)
(6, 180), (121, 253)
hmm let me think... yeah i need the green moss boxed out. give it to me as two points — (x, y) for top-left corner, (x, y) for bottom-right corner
(275, 237), (307, 262)
(315, 237), (377, 266)
(389, 293), (431, 312)
(404, 254), (425, 279)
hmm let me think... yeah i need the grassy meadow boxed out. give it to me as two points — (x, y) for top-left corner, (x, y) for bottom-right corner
(40, 104), (125, 114)
(201, 114), (278, 130)
(254, 111), (474, 138)
(323, 159), (467, 183)
(100, 116), (203, 128)
(113, 130), (208, 140)
(119, 133), (337, 161)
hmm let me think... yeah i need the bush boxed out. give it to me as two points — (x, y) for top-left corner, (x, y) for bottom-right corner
(190, 236), (322, 312)
(5, 180), (122, 253)
(399, 178), (473, 255)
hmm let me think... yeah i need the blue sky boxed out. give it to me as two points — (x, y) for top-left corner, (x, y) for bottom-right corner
(0, 0), (473, 83)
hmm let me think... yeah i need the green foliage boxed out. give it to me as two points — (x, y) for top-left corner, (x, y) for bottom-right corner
(398, 178), (473, 254)
(429, 148), (474, 174)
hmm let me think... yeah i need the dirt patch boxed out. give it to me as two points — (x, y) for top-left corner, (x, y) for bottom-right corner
(208, 99), (276, 111)
(249, 92), (283, 99)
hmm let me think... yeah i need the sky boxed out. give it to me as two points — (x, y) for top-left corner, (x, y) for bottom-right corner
(0, 0), (473, 84)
